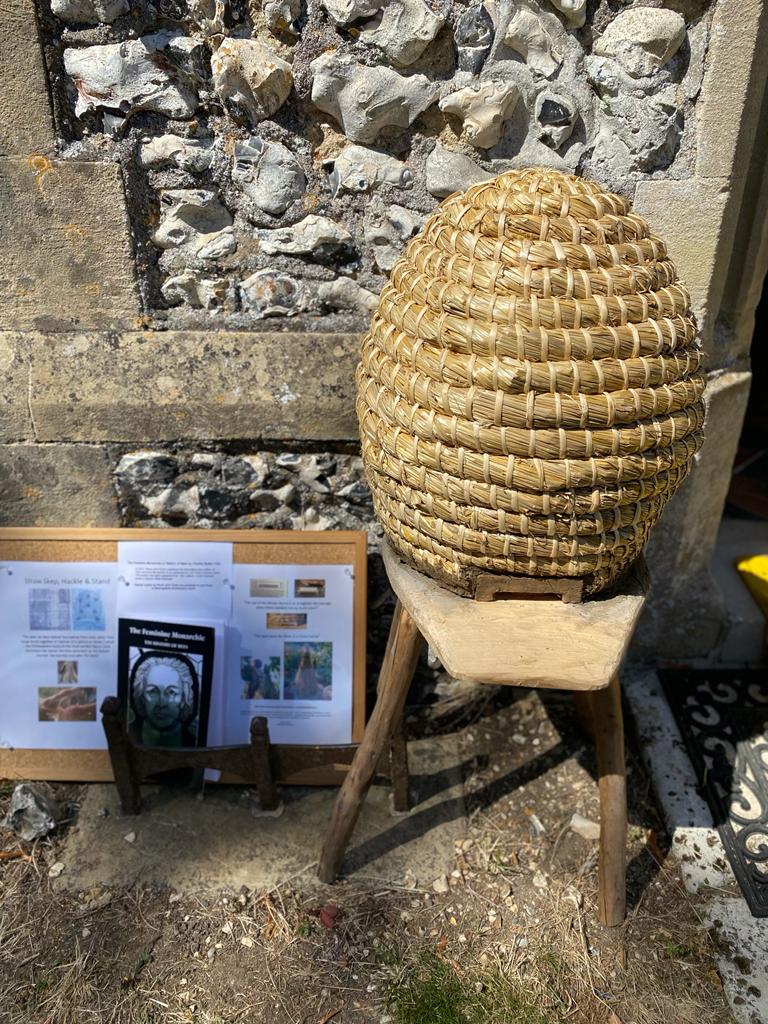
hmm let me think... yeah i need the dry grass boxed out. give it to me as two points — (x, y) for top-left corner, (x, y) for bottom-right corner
(0, 690), (732, 1024)
(34, 944), (100, 1024)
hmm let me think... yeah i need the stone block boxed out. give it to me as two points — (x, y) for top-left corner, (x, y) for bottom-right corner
(695, 0), (767, 183)
(0, 333), (34, 441)
(0, 0), (55, 156)
(634, 370), (752, 660)
(651, 370), (751, 576)
(0, 158), (141, 332)
(0, 443), (120, 525)
(633, 177), (732, 356)
(29, 330), (361, 442)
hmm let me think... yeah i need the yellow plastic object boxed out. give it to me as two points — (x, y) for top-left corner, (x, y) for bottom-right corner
(736, 554), (768, 619)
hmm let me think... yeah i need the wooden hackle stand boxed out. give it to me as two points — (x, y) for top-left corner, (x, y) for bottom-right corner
(100, 696), (412, 816)
(101, 696), (280, 814)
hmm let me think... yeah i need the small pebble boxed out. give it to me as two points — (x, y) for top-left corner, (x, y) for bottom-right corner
(569, 813), (600, 842)
(528, 813), (546, 837)
(124, 831), (136, 844)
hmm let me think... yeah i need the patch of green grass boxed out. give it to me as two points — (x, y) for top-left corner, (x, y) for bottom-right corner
(473, 968), (563, 1024)
(662, 940), (692, 959)
(381, 946), (566, 1024)
(386, 949), (465, 1024)
(135, 948), (153, 973)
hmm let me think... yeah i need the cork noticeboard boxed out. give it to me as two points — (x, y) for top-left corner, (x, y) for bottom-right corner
(0, 527), (367, 784)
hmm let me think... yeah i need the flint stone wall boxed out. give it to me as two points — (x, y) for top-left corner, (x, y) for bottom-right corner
(1, 0), (767, 660)
(25, 0), (714, 332)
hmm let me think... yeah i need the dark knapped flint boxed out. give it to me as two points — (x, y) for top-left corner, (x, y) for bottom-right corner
(538, 98), (571, 125)
(455, 4), (494, 73)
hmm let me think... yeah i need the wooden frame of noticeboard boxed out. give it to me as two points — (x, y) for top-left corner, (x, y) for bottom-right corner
(0, 527), (367, 786)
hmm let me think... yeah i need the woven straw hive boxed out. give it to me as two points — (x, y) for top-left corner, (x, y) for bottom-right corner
(357, 168), (706, 596)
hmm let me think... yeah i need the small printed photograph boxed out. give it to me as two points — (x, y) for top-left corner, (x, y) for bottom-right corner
(250, 578), (289, 599)
(29, 588), (71, 631)
(240, 655), (282, 700)
(57, 660), (78, 685)
(72, 588), (106, 631)
(266, 612), (307, 630)
(283, 642), (333, 701)
(128, 651), (203, 746)
(294, 578), (326, 599)
(37, 686), (97, 722)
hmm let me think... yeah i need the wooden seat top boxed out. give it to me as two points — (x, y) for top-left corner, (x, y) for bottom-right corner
(382, 541), (648, 692)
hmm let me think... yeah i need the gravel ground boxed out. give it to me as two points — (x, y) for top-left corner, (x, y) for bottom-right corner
(0, 681), (734, 1024)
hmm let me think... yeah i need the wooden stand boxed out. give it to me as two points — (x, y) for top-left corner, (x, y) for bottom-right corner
(101, 696), (411, 815)
(318, 543), (648, 927)
(101, 696), (279, 814)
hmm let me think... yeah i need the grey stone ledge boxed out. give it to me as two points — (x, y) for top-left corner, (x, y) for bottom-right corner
(19, 330), (362, 444)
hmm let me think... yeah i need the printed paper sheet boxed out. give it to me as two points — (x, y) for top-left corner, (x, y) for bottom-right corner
(226, 563), (355, 745)
(0, 561), (118, 750)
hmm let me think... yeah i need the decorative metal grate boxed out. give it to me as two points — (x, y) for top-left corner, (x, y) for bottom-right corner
(659, 668), (768, 917)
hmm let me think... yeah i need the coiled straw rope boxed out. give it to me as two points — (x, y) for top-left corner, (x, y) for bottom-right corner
(358, 169), (706, 595)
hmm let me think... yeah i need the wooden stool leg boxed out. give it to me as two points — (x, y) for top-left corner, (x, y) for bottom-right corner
(590, 674), (627, 927)
(572, 691), (594, 738)
(389, 715), (411, 813)
(318, 601), (422, 882)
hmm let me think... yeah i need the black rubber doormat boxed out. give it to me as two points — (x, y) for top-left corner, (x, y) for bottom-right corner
(659, 668), (768, 917)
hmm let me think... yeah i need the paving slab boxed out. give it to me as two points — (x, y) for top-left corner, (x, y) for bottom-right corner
(625, 666), (768, 1024)
(704, 895), (768, 1024)
(54, 734), (465, 892)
